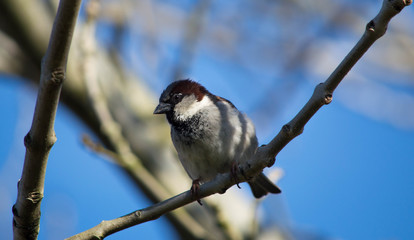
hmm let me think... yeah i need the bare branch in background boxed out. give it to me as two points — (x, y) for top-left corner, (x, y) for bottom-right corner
(66, 0), (412, 239)
(12, 0), (82, 239)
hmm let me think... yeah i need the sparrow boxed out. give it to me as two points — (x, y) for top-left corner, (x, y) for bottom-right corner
(154, 80), (281, 202)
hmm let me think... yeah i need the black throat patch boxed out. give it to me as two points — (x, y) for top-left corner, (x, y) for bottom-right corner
(168, 112), (204, 141)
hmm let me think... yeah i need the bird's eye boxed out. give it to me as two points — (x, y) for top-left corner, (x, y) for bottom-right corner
(172, 93), (183, 103)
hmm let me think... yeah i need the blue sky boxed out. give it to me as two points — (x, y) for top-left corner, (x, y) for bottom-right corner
(1, 1), (414, 239)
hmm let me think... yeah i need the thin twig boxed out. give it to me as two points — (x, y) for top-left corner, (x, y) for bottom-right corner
(82, 134), (120, 165)
(67, 0), (411, 239)
(12, 1), (82, 239)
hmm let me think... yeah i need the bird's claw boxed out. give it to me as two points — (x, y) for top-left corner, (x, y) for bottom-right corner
(191, 179), (203, 206)
(231, 161), (241, 189)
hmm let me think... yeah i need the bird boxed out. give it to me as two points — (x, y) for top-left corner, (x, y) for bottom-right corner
(154, 79), (281, 202)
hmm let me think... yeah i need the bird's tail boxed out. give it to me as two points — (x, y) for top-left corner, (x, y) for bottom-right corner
(248, 172), (281, 198)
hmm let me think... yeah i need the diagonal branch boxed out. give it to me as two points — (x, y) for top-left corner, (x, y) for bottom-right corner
(66, 0), (411, 239)
(264, 0), (412, 158)
(12, 0), (82, 239)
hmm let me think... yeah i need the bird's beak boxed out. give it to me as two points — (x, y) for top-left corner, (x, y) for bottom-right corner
(153, 102), (172, 114)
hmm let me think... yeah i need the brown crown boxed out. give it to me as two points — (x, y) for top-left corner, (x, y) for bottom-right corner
(170, 79), (209, 101)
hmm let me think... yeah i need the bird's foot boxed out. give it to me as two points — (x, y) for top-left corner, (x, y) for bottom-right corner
(231, 161), (241, 189)
(191, 179), (202, 206)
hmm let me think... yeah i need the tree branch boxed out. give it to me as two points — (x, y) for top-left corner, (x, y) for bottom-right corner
(66, 0), (411, 239)
(265, 0), (412, 158)
(12, 0), (82, 239)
